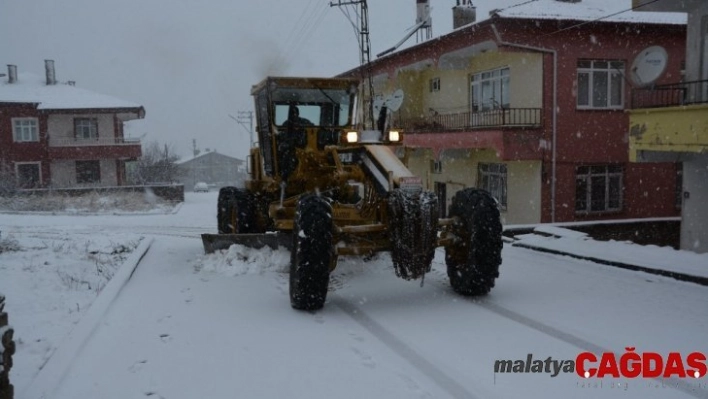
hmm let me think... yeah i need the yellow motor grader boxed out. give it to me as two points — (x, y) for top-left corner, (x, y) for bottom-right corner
(202, 76), (502, 310)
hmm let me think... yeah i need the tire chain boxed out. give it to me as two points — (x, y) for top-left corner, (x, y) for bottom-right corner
(388, 190), (439, 281)
(0, 294), (14, 399)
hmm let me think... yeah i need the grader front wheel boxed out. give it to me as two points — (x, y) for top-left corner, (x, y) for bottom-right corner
(289, 194), (334, 311)
(217, 187), (254, 234)
(445, 188), (503, 296)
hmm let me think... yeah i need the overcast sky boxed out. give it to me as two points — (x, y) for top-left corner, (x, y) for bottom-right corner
(2, 0), (546, 159)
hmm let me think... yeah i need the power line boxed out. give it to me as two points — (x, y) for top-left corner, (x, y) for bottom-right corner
(542, 0), (663, 37)
(494, 0), (541, 14)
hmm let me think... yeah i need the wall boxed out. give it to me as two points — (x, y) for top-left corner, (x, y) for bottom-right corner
(47, 113), (115, 143)
(412, 147), (542, 225)
(469, 51), (543, 109)
(49, 159), (117, 187)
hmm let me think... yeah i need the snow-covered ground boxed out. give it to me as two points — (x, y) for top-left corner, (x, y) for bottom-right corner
(1, 192), (707, 399)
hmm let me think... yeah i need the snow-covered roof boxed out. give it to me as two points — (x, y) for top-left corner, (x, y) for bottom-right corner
(0, 72), (144, 112)
(493, 0), (687, 25)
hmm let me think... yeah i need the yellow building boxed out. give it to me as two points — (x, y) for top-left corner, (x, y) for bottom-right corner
(630, 0), (708, 253)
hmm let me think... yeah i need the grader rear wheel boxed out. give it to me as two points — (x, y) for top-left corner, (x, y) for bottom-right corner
(445, 188), (503, 296)
(289, 194), (333, 311)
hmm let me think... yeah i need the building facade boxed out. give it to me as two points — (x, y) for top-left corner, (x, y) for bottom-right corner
(177, 151), (246, 191)
(630, 0), (708, 253)
(341, 0), (687, 226)
(0, 61), (144, 190)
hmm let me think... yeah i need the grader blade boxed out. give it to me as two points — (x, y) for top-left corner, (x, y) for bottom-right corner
(201, 233), (291, 254)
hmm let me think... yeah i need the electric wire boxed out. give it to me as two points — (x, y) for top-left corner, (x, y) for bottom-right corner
(541, 0), (664, 36)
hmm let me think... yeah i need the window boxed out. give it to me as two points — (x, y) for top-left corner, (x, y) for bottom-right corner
(478, 163), (507, 209)
(577, 60), (624, 109)
(74, 118), (98, 140)
(12, 118), (39, 142)
(431, 160), (442, 174)
(471, 67), (510, 111)
(575, 165), (623, 213)
(15, 162), (41, 188)
(76, 160), (101, 184)
(429, 77), (440, 93)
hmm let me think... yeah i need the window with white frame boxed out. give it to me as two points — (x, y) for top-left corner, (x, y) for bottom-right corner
(478, 163), (507, 209)
(471, 67), (510, 111)
(577, 60), (625, 109)
(74, 118), (99, 140)
(575, 165), (623, 213)
(12, 118), (39, 142)
(15, 162), (41, 188)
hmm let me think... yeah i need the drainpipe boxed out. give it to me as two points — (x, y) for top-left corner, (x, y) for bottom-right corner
(492, 24), (558, 222)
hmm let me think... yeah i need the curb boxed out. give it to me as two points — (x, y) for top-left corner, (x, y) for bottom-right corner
(22, 237), (154, 399)
(511, 242), (708, 287)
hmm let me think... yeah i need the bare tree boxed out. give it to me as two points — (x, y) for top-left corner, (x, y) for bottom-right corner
(129, 141), (184, 184)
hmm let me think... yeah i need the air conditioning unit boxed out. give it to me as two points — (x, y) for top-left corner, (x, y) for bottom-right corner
(432, 160), (443, 174)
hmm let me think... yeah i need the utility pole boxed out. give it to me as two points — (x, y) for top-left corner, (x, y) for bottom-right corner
(330, 0), (375, 129)
(192, 138), (198, 187)
(229, 111), (254, 147)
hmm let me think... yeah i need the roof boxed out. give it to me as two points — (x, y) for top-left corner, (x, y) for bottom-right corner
(339, 0), (687, 78)
(0, 72), (144, 113)
(177, 151), (244, 166)
(491, 0), (686, 25)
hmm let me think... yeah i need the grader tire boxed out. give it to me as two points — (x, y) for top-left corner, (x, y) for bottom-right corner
(445, 188), (502, 296)
(289, 194), (333, 311)
(217, 187), (254, 234)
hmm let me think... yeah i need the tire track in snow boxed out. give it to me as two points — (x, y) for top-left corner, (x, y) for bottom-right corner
(334, 299), (485, 399)
(427, 253), (708, 399)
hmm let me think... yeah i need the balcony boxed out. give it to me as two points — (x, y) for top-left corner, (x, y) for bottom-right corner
(628, 80), (708, 162)
(631, 80), (708, 109)
(48, 136), (142, 160)
(396, 107), (543, 133)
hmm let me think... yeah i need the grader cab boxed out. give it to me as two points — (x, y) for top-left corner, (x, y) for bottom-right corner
(202, 76), (503, 310)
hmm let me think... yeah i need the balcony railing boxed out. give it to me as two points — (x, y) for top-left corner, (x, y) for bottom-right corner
(49, 136), (142, 147)
(631, 80), (708, 109)
(396, 107), (542, 132)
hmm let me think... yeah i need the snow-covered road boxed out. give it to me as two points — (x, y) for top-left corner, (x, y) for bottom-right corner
(4, 192), (707, 399)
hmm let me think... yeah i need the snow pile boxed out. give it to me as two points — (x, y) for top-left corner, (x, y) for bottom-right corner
(513, 226), (708, 279)
(194, 244), (291, 276)
(0, 191), (177, 214)
(0, 231), (143, 391)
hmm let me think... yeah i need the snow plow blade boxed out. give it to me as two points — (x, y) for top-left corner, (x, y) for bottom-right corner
(201, 233), (291, 254)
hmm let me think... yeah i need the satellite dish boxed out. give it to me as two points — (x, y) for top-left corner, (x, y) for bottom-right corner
(630, 46), (668, 87)
(385, 89), (405, 112)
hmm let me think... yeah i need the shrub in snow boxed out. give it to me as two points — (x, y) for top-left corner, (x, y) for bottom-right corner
(0, 234), (20, 254)
(0, 192), (174, 213)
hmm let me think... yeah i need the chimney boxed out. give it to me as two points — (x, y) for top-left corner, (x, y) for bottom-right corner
(45, 59), (56, 85)
(7, 65), (17, 84)
(453, 0), (476, 29)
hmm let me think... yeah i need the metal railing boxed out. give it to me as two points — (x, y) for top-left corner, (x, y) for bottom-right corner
(631, 80), (708, 109)
(396, 107), (542, 132)
(48, 136), (141, 147)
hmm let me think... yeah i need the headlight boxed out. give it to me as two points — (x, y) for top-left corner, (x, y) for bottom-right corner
(388, 130), (400, 142)
(346, 131), (359, 143)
